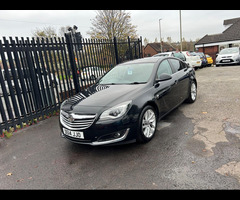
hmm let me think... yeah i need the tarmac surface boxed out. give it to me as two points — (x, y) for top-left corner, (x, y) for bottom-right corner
(1, 65), (240, 189)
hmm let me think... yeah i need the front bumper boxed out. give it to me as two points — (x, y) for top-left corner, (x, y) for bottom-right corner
(61, 128), (132, 146)
(216, 58), (240, 65)
(59, 113), (138, 146)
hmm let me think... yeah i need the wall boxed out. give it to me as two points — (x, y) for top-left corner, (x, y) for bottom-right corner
(144, 45), (157, 57)
(198, 45), (218, 64)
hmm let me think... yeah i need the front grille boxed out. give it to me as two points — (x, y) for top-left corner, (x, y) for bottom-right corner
(60, 110), (96, 130)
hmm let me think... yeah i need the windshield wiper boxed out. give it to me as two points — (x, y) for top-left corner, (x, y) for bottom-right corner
(101, 82), (146, 85)
(100, 83), (116, 85)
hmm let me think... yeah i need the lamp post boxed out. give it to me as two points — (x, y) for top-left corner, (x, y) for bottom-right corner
(159, 18), (162, 52)
(179, 10), (183, 51)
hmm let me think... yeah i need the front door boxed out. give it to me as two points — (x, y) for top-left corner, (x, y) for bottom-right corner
(154, 59), (180, 116)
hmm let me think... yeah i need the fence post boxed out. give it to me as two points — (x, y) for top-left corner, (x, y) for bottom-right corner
(128, 36), (133, 60)
(65, 33), (81, 94)
(140, 36), (143, 58)
(113, 37), (119, 64)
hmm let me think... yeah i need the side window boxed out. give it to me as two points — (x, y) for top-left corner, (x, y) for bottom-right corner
(169, 59), (186, 72)
(169, 59), (181, 72)
(157, 60), (173, 79)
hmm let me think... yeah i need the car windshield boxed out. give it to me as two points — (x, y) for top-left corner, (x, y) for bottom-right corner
(99, 63), (155, 85)
(219, 47), (239, 55)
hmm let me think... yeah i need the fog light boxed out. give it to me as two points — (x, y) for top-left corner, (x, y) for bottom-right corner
(113, 132), (121, 138)
(98, 129), (128, 142)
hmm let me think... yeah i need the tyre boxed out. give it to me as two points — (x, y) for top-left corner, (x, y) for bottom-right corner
(186, 81), (197, 103)
(136, 105), (157, 143)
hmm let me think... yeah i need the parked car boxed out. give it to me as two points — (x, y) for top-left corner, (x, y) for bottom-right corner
(153, 51), (186, 62)
(59, 56), (197, 146)
(80, 66), (106, 81)
(190, 52), (208, 68)
(182, 51), (202, 69)
(205, 54), (213, 66)
(0, 68), (59, 95)
(216, 47), (240, 67)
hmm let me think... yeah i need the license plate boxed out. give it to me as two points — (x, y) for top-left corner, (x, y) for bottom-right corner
(222, 60), (230, 62)
(197, 61), (200, 64)
(63, 128), (84, 139)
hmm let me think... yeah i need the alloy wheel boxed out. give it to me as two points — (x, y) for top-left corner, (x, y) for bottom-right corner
(142, 109), (156, 138)
(191, 82), (197, 101)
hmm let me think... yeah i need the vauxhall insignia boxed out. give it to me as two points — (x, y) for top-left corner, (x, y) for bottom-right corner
(68, 115), (74, 123)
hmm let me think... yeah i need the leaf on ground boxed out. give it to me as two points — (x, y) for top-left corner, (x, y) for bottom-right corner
(5, 131), (13, 138)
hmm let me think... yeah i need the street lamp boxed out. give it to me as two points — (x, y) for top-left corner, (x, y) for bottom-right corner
(179, 10), (183, 51)
(159, 18), (162, 52)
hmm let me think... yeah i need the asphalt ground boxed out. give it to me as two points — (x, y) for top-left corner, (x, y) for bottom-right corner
(1, 65), (240, 189)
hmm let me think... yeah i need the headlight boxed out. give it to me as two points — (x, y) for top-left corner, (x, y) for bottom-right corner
(99, 100), (132, 121)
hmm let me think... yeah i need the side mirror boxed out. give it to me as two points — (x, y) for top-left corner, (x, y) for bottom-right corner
(156, 73), (172, 82)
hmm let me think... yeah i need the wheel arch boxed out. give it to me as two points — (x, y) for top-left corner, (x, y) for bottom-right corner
(142, 100), (159, 120)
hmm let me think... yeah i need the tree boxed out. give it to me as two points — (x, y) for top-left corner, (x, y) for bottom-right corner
(58, 26), (71, 37)
(87, 10), (138, 40)
(32, 26), (57, 38)
(32, 25), (72, 38)
(167, 37), (172, 44)
(143, 37), (149, 46)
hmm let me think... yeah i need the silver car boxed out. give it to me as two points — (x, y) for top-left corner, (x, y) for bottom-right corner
(80, 66), (106, 81)
(216, 47), (240, 67)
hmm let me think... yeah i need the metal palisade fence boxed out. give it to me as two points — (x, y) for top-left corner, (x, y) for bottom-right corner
(0, 34), (143, 135)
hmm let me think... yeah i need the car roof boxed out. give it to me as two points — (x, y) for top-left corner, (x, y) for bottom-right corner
(153, 52), (172, 56)
(120, 57), (164, 65)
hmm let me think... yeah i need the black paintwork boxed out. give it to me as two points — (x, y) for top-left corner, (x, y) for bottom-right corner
(59, 56), (197, 145)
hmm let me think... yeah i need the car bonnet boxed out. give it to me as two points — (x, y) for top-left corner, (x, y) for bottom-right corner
(60, 83), (145, 114)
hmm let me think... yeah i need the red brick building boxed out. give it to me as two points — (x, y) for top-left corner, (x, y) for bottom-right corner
(144, 42), (176, 57)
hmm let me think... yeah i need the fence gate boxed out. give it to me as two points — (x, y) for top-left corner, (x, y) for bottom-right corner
(0, 35), (142, 135)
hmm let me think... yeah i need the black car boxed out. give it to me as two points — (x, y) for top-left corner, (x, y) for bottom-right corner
(59, 57), (197, 146)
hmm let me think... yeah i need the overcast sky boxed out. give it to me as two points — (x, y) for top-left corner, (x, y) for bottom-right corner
(0, 10), (240, 43)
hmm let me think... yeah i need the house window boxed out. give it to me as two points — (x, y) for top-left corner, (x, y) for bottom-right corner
(219, 45), (228, 51)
